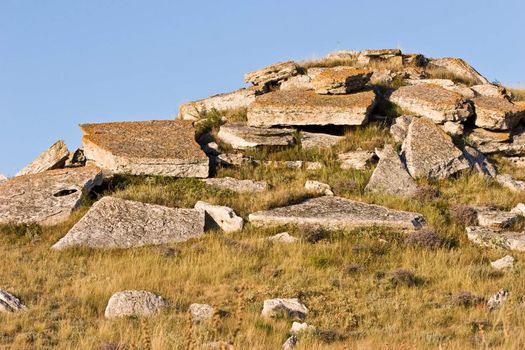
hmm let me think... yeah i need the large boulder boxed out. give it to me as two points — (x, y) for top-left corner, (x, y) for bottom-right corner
(311, 67), (372, 94)
(0, 166), (104, 226)
(428, 57), (489, 85)
(390, 115), (414, 142)
(466, 128), (511, 155)
(0, 289), (26, 313)
(389, 84), (473, 124)
(104, 290), (168, 319)
(194, 201), (244, 233)
(247, 90), (376, 127)
(249, 196), (425, 231)
(244, 61), (299, 86)
(365, 145), (417, 196)
(81, 120), (209, 178)
(471, 84), (511, 99)
(217, 123), (295, 149)
(261, 298), (308, 320)
(473, 207), (518, 228)
(51, 197), (205, 250)
(405, 79), (475, 98)
(401, 118), (470, 178)
(466, 226), (525, 251)
(472, 96), (524, 131)
(16, 140), (69, 177)
(202, 177), (268, 193)
(301, 132), (344, 150)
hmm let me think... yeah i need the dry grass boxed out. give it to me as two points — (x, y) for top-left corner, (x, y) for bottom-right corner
(508, 87), (525, 102)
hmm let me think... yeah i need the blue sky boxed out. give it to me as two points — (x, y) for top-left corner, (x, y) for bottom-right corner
(1, 0), (524, 175)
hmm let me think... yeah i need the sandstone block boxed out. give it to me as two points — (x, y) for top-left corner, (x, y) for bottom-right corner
(304, 180), (334, 196)
(473, 96), (524, 131)
(16, 140), (69, 176)
(390, 115), (414, 142)
(311, 67), (372, 94)
(429, 57), (489, 85)
(471, 84), (511, 99)
(474, 207), (518, 228)
(405, 79), (475, 98)
(217, 123), (295, 150)
(338, 150), (375, 170)
(490, 255), (515, 270)
(245, 61), (299, 86)
(301, 132), (344, 150)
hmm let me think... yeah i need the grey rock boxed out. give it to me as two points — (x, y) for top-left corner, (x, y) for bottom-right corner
(471, 84), (511, 99)
(194, 201), (243, 233)
(52, 197), (204, 250)
(301, 132), (344, 150)
(104, 290), (168, 319)
(188, 303), (215, 323)
(268, 232), (298, 243)
(462, 146), (497, 178)
(473, 96), (524, 131)
(496, 174), (525, 192)
(290, 322), (316, 334)
(217, 123), (295, 150)
(16, 140), (69, 176)
(245, 61), (299, 86)
(304, 180), (334, 196)
(203, 177), (267, 193)
(261, 298), (308, 320)
(390, 115), (414, 143)
(249, 196), (425, 231)
(473, 207), (518, 228)
(282, 335), (298, 350)
(0, 289), (26, 313)
(491, 255), (515, 270)
(487, 289), (509, 311)
(338, 150), (375, 170)
(405, 79), (475, 98)
(213, 153), (257, 167)
(365, 145), (417, 197)
(429, 57), (489, 85)
(0, 166), (104, 226)
(466, 128), (510, 155)
(466, 226), (525, 251)
(401, 118), (470, 179)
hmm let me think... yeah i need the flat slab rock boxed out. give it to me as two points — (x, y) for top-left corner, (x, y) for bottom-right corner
(311, 67), (372, 94)
(405, 79), (475, 98)
(16, 140), (69, 177)
(202, 177), (268, 193)
(496, 174), (525, 192)
(81, 120), (209, 178)
(472, 96), (524, 131)
(245, 61), (299, 86)
(51, 197), (205, 250)
(338, 150), (375, 170)
(301, 132), (344, 150)
(261, 298), (308, 320)
(466, 226), (525, 251)
(195, 201), (243, 233)
(0, 166), (104, 226)
(429, 57), (489, 85)
(0, 289), (26, 313)
(390, 84), (473, 124)
(401, 117), (470, 179)
(217, 123), (295, 150)
(104, 290), (168, 319)
(247, 90), (376, 127)
(249, 196), (425, 231)
(474, 207), (518, 228)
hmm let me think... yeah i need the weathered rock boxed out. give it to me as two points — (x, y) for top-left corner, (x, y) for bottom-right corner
(471, 84), (511, 99)
(290, 322), (316, 334)
(104, 290), (168, 319)
(217, 123), (295, 150)
(487, 289), (509, 311)
(496, 174), (525, 192)
(51, 197), (205, 250)
(304, 180), (334, 196)
(405, 79), (475, 98)
(369, 69), (398, 85)
(338, 150), (375, 170)
(441, 121), (464, 136)
(401, 118), (470, 178)
(261, 298), (308, 320)
(178, 86), (263, 121)
(466, 128), (512, 155)
(365, 145), (417, 196)
(311, 67), (372, 94)
(390, 115), (414, 142)
(282, 335), (298, 350)
(65, 148), (86, 168)
(462, 146), (497, 178)
(280, 74), (314, 91)
(16, 140), (69, 176)
(265, 160), (304, 170)
(0, 166), (104, 226)
(194, 201), (243, 233)
(511, 203), (525, 216)
(0, 289), (26, 313)
(268, 232), (298, 243)
(203, 177), (267, 193)
(247, 90), (376, 127)
(188, 303), (215, 323)
(429, 57), (489, 85)
(305, 161), (324, 171)
(466, 226), (525, 251)
(474, 207), (518, 228)
(324, 50), (360, 61)
(81, 120), (209, 178)
(491, 255), (515, 270)
(245, 61), (299, 86)
(249, 196), (425, 231)
(390, 84), (473, 124)
(213, 153), (257, 167)
(473, 96), (524, 131)
(357, 49), (403, 67)
(301, 132), (344, 150)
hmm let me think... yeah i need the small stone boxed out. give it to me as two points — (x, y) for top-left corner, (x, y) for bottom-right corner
(338, 150), (375, 170)
(104, 290), (168, 319)
(280, 74), (314, 91)
(441, 121), (464, 136)
(511, 203), (525, 215)
(194, 201), (244, 233)
(471, 84), (511, 99)
(16, 140), (69, 176)
(429, 57), (489, 85)
(203, 177), (267, 193)
(217, 123), (295, 150)
(462, 146), (497, 178)
(268, 232), (298, 243)
(290, 322), (316, 334)
(487, 289), (509, 311)
(311, 67), (372, 94)
(245, 61), (299, 86)
(282, 335), (298, 350)
(390, 115), (414, 143)
(265, 161), (304, 170)
(304, 180), (334, 196)
(474, 207), (518, 228)
(188, 303), (215, 323)
(466, 226), (525, 251)
(301, 132), (344, 150)
(496, 174), (525, 192)
(0, 289), (26, 313)
(261, 298), (308, 320)
(473, 96), (524, 131)
(213, 153), (256, 167)
(490, 255), (515, 270)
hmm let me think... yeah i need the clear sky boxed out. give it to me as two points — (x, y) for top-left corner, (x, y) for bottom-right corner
(1, 0), (524, 176)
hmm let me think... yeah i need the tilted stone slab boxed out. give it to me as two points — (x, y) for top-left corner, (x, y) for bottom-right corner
(462, 146), (497, 178)
(466, 128), (511, 155)
(194, 201), (244, 233)
(401, 118), (470, 178)
(247, 90), (376, 127)
(466, 226), (525, 251)
(248, 196), (425, 231)
(429, 57), (489, 85)
(0, 166), (104, 226)
(471, 84), (511, 99)
(473, 96), (524, 131)
(16, 140), (69, 176)
(301, 132), (344, 149)
(81, 120), (209, 178)
(390, 115), (414, 143)
(245, 61), (299, 86)
(104, 290), (168, 319)
(311, 67), (372, 94)
(0, 289), (26, 313)
(390, 84), (473, 124)
(338, 150), (375, 170)
(202, 177), (268, 193)
(405, 79), (475, 98)
(217, 123), (295, 150)
(51, 197), (205, 250)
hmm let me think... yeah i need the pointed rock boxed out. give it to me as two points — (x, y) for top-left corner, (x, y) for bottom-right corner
(104, 290), (168, 319)
(429, 57), (489, 85)
(390, 115), (414, 142)
(16, 140), (69, 176)
(466, 226), (525, 251)
(217, 123), (295, 150)
(462, 146), (497, 177)
(194, 201), (243, 233)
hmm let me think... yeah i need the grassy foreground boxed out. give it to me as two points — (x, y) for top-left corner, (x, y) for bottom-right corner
(2, 124), (525, 350)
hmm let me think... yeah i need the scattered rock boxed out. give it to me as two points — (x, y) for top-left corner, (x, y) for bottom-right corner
(389, 115), (414, 142)
(194, 201), (244, 233)
(282, 335), (298, 350)
(472, 96), (524, 131)
(268, 232), (298, 243)
(496, 174), (525, 192)
(473, 207), (518, 228)
(511, 203), (525, 216)
(249, 196), (425, 231)
(0, 289), (26, 313)
(217, 123), (295, 150)
(51, 197), (205, 250)
(466, 226), (525, 251)
(365, 144), (417, 197)
(188, 303), (215, 323)
(471, 84), (511, 99)
(338, 150), (375, 170)
(490, 255), (515, 270)
(462, 146), (497, 177)
(401, 118), (470, 178)
(290, 322), (316, 334)
(16, 140), (69, 176)
(487, 289), (509, 311)
(304, 180), (334, 196)
(301, 132), (344, 150)
(390, 84), (473, 124)
(405, 79), (475, 98)
(311, 67), (372, 94)
(261, 298), (308, 320)
(429, 57), (489, 85)
(247, 90), (376, 127)
(213, 153), (257, 167)
(466, 128), (510, 155)
(104, 290), (168, 319)
(245, 61), (299, 86)
(441, 121), (464, 136)
(65, 148), (86, 168)
(81, 120), (209, 177)
(203, 177), (267, 193)
(0, 166), (104, 226)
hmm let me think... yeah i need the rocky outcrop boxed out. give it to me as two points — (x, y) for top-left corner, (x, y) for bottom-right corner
(65, 148), (86, 168)
(245, 61), (299, 86)
(249, 196), (425, 231)
(389, 84), (473, 124)
(466, 226), (525, 251)
(16, 140), (69, 176)
(304, 180), (334, 196)
(51, 197), (205, 250)
(217, 123), (295, 149)
(401, 118), (470, 178)
(365, 145), (417, 196)
(311, 67), (372, 94)
(261, 298), (308, 320)
(471, 84), (511, 99)
(203, 177), (268, 193)
(247, 90), (376, 127)
(338, 150), (375, 170)
(472, 96), (524, 131)
(81, 120), (209, 178)
(0, 166), (104, 226)
(0, 289), (26, 313)
(104, 290), (168, 319)
(466, 128), (511, 155)
(301, 132), (344, 150)
(194, 201), (244, 233)
(405, 79), (475, 98)
(357, 49), (403, 67)
(429, 57), (489, 85)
